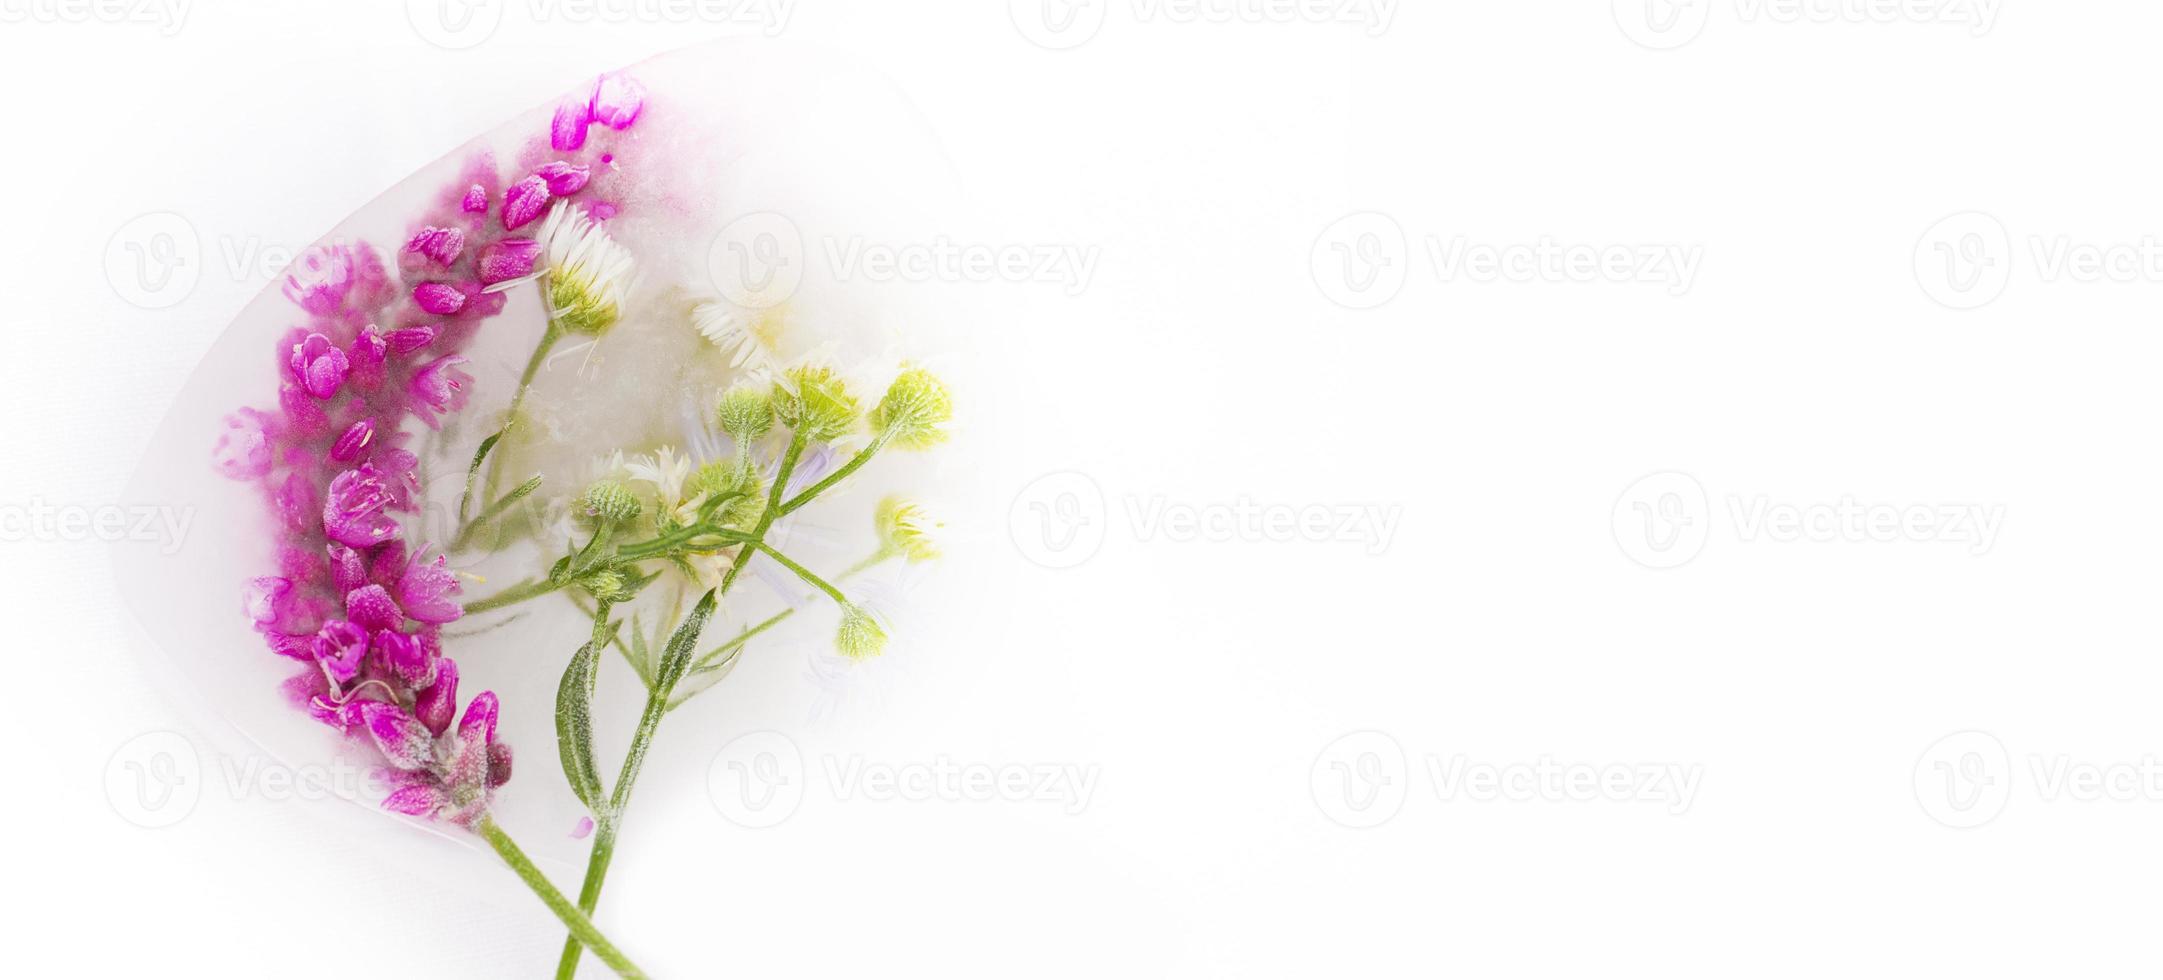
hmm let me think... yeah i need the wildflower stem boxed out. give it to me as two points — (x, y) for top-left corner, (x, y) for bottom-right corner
(475, 816), (646, 979)
(481, 320), (563, 502)
(752, 542), (849, 606)
(778, 430), (891, 516)
(462, 576), (564, 614)
(451, 475), (543, 551)
(553, 644), (674, 979)
(719, 427), (808, 593)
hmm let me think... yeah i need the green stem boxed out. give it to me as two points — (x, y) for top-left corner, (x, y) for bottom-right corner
(452, 475), (543, 552)
(753, 542), (848, 606)
(720, 428), (808, 593)
(554, 676), (672, 979)
(481, 320), (563, 502)
(476, 816), (645, 978)
(779, 431), (890, 516)
(462, 576), (565, 615)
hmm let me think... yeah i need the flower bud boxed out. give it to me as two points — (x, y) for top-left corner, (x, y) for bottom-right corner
(835, 604), (888, 661)
(773, 365), (860, 443)
(581, 480), (642, 523)
(869, 365), (952, 450)
(875, 497), (940, 562)
(716, 384), (773, 444)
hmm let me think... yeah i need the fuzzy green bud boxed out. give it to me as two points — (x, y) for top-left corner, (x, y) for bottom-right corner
(716, 384), (774, 444)
(691, 460), (765, 527)
(772, 366), (860, 443)
(581, 480), (642, 523)
(582, 569), (635, 602)
(869, 365), (952, 450)
(835, 604), (888, 661)
(875, 496), (940, 562)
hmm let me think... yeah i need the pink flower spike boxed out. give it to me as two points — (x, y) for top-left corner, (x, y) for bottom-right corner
(405, 226), (465, 267)
(458, 691), (499, 744)
(536, 161), (590, 196)
(416, 659), (459, 736)
(501, 175), (551, 231)
(330, 418), (375, 462)
(287, 333), (349, 400)
(360, 702), (436, 771)
(590, 72), (645, 129)
(383, 783), (447, 817)
(408, 355), (472, 429)
(476, 238), (540, 285)
(322, 465), (400, 548)
(212, 410), (272, 479)
(551, 98), (591, 152)
(461, 183), (488, 214)
(412, 281), (466, 315)
(398, 547), (464, 624)
(386, 326), (436, 354)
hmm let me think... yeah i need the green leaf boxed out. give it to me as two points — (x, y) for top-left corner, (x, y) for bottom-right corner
(457, 432), (502, 521)
(555, 641), (606, 814)
(653, 589), (718, 694)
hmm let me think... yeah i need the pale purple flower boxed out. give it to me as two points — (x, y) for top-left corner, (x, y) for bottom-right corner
(590, 72), (645, 129)
(551, 98), (591, 152)
(322, 464), (400, 547)
(287, 333), (349, 400)
(360, 701), (435, 770)
(327, 541), (368, 592)
(213, 409), (273, 479)
(502, 175), (550, 231)
(283, 244), (354, 315)
(347, 328), (388, 391)
(243, 576), (292, 624)
(477, 238), (540, 285)
(399, 547), (464, 624)
(536, 161), (589, 196)
(408, 355), (472, 429)
(405, 226), (465, 267)
(413, 281), (466, 315)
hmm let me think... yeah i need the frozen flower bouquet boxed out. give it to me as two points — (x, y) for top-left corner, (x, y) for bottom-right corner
(135, 45), (959, 977)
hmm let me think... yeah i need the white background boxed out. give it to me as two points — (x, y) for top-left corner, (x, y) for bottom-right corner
(6, 0), (2161, 976)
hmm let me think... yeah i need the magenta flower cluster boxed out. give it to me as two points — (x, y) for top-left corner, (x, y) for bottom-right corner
(214, 72), (646, 827)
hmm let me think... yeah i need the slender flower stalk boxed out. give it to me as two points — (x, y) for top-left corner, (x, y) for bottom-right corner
(477, 815), (646, 978)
